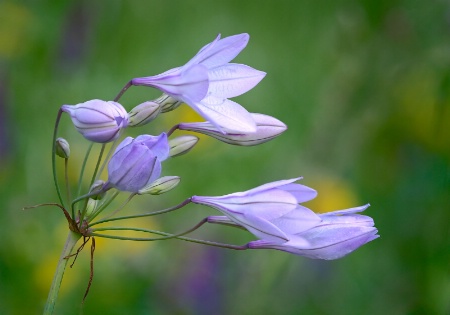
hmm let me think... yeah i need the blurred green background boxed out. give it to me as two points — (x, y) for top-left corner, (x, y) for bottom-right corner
(1, 0), (449, 314)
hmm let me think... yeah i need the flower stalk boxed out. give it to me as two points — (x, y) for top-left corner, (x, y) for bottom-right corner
(43, 230), (81, 315)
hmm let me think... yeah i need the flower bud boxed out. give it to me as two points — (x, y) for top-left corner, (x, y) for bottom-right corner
(168, 135), (199, 157)
(155, 94), (183, 113)
(61, 99), (129, 143)
(89, 180), (107, 200)
(137, 176), (180, 195)
(85, 198), (98, 217)
(105, 133), (170, 193)
(55, 137), (70, 158)
(128, 101), (162, 127)
(178, 113), (287, 146)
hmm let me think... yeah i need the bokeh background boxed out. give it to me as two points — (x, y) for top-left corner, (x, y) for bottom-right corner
(1, 0), (449, 314)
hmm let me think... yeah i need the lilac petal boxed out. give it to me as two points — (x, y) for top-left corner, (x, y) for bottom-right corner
(292, 226), (379, 260)
(241, 212), (289, 243)
(113, 137), (134, 155)
(196, 96), (257, 133)
(278, 183), (318, 203)
(324, 204), (371, 216)
(192, 188), (298, 221)
(242, 177), (303, 196)
(270, 205), (322, 235)
(136, 133), (170, 162)
(185, 33), (249, 69)
(108, 145), (156, 191)
(132, 64), (209, 102)
(248, 235), (310, 250)
(208, 64), (266, 99)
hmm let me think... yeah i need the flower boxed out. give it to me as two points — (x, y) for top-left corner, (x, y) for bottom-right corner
(247, 204), (378, 260)
(105, 133), (170, 192)
(192, 178), (321, 242)
(178, 113), (287, 146)
(61, 99), (129, 143)
(131, 33), (266, 133)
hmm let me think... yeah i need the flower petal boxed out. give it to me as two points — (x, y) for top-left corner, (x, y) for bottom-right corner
(185, 33), (249, 69)
(208, 64), (266, 99)
(270, 205), (322, 235)
(278, 183), (318, 203)
(190, 96), (257, 133)
(132, 64), (209, 102)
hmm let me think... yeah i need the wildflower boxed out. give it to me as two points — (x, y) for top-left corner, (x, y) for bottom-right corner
(61, 99), (129, 143)
(192, 178), (321, 242)
(105, 133), (170, 193)
(178, 113), (287, 146)
(247, 204), (379, 260)
(131, 33), (265, 133)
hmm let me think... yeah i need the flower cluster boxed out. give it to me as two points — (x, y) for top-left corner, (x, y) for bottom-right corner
(42, 33), (378, 312)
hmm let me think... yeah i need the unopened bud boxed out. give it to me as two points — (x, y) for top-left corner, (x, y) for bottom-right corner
(128, 101), (162, 127)
(155, 94), (183, 113)
(55, 137), (70, 158)
(61, 99), (129, 143)
(89, 180), (106, 200)
(85, 198), (98, 217)
(178, 113), (287, 146)
(138, 176), (180, 195)
(168, 135), (199, 157)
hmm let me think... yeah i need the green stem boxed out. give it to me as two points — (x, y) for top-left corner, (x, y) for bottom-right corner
(52, 109), (66, 210)
(91, 225), (249, 250)
(43, 230), (81, 315)
(64, 158), (71, 205)
(89, 198), (191, 227)
(113, 80), (132, 102)
(76, 143), (93, 203)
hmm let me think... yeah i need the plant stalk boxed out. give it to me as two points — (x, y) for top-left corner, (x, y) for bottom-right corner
(43, 230), (81, 315)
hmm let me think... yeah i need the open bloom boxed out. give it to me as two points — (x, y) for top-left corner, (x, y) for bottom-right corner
(131, 33), (265, 133)
(61, 99), (129, 143)
(105, 133), (170, 192)
(247, 205), (379, 260)
(192, 178), (321, 242)
(178, 113), (287, 146)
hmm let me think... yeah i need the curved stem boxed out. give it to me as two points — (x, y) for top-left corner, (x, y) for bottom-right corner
(72, 190), (108, 222)
(96, 138), (119, 182)
(113, 80), (132, 102)
(89, 198), (191, 227)
(90, 144), (106, 188)
(167, 124), (180, 137)
(52, 109), (66, 210)
(76, 143), (93, 205)
(92, 193), (136, 223)
(90, 218), (207, 241)
(87, 190), (120, 222)
(43, 230), (81, 315)
(64, 158), (71, 205)
(91, 225), (249, 250)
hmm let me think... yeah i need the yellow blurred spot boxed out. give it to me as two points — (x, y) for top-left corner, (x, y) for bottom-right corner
(306, 175), (360, 213)
(0, 2), (32, 59)
(394, 67), (450, 155)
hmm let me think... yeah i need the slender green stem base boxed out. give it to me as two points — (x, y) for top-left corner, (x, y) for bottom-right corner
(43, 231), (81, 315)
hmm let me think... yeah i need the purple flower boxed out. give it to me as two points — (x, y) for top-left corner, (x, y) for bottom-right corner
(192, 178), (321, 242)
(61, 99), (129, 143)
(247, 204), (379, 260)
(132, 33), (266, 133)
(178, 113), (287, 146)
(105, 133), (170, 192)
